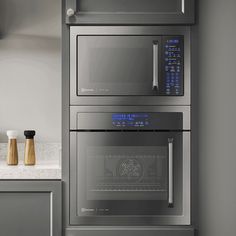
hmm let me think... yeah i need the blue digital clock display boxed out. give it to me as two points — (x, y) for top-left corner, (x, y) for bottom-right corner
(112, 113), (149, 127)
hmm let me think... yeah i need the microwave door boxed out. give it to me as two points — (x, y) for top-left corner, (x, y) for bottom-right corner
(76, 36), (162, 96)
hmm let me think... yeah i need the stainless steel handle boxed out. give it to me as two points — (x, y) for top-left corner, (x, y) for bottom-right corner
(153, 42), (159, 90)
(168, 138), (174, 207)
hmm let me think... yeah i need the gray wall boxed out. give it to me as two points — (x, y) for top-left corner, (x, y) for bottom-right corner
(0, 0), (61, 142)
(197, 0), (236, 235)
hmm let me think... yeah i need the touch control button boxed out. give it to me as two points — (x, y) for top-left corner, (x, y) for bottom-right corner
(164, 37), (183, 95)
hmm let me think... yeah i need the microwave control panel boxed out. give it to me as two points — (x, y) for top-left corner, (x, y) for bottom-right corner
(162, 36), (184, 96)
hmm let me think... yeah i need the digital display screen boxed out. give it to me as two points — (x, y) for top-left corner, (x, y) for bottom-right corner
(167, 39), (180, 44)
(112, 113), (149, 127)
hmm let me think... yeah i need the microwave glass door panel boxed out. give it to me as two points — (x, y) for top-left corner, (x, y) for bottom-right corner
(76, 36), (184, 96)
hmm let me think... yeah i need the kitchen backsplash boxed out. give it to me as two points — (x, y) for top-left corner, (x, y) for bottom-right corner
(0, 143), (61, 163)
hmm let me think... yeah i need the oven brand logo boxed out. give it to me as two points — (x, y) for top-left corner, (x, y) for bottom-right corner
(81, 88), (95, 92)
(81, 208), (95, 212)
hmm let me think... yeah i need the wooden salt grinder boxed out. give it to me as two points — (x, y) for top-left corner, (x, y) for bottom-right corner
(24, 130), (36, 165)
(6, 130), (19, 165)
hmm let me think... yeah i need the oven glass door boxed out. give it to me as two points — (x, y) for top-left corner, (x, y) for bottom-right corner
(70, 131), (189, 225)
(76, 35), (183, 96)
(77, 36), (160, 96)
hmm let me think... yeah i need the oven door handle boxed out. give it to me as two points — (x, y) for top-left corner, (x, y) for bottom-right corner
(152, 42), (159, 90)
(168, 138), (174, 207)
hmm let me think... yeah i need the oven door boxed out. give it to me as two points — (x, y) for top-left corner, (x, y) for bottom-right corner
(70, 131), (190, 226)
(76, 35), (160, 96)
(74, 35), (183, 96)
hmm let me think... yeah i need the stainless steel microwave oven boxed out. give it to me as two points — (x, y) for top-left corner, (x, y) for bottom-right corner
(70, 26), (191, 106)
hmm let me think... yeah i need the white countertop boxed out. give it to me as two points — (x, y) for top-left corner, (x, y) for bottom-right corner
(0, 161), (61, 179)
(0, 143), (62, 179)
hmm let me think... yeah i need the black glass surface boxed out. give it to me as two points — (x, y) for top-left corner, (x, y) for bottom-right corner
(75, 132), (183, 216)
(76, 36), (184, 96)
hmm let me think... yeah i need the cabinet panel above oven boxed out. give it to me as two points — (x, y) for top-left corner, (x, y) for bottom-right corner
(65, 0), (195, 25)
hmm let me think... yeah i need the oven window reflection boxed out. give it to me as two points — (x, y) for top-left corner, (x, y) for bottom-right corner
(86, 146), (168, 201)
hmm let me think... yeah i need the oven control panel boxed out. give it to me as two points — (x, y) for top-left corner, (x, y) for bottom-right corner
(111, 112), (182, 130)
(75, 112), (184, 130)
(163, 36), (183, 96)
(112, 113), (149, 128)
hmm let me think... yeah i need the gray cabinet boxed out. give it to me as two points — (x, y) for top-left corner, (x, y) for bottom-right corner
(0, 1), (4, 37)
(0, 181), (61, 236)
(65, 227), (195, 236)
(65, 0), (195, 25)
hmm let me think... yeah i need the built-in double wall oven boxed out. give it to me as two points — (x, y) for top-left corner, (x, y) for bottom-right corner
(69, 26), (191, 227)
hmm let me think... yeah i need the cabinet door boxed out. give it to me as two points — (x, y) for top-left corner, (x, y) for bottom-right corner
(0, 181), (61, 236)
(65, 0), (195, 25)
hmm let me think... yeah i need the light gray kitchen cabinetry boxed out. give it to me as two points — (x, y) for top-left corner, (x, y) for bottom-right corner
(65, 0), (195, 25)
(0, 181), (61, 236)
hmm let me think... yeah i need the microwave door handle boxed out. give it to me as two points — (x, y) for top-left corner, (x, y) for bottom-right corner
(153, 42), (159, 90)
(168, 138), (174, 207)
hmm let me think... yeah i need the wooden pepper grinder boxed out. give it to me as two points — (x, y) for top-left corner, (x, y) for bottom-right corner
(6, 130), (19, 165)
(24, 130), (36, 165)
